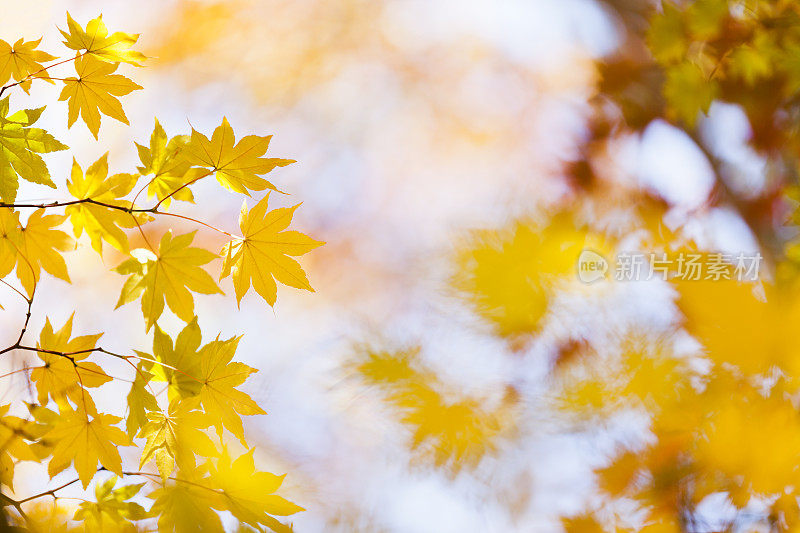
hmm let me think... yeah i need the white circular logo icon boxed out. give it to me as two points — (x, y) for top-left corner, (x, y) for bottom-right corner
(577, 249), (608, 283)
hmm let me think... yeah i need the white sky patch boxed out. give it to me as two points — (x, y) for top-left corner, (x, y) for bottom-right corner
(381, 0), (618, 67)
(681, 207), (761, 257)
(637, 120), (716, 208)
(703, 102), (767, 198)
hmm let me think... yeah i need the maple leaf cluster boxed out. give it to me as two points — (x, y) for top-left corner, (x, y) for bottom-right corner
(0, 13), (323, 533)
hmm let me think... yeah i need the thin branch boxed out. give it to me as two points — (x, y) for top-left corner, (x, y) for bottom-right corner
(156, 211), (242, 239)
(0, 192), (239, 241)
(0, 52), (85, 98)
(5, 345), (206, 387)
(0, 284), (35, 356)
(17, 477), (81, 504)
(122, 471), (222, 495)
(0, 493), (29, 523)
(13, 288), (35, 347)
(0, 279), (27, 302)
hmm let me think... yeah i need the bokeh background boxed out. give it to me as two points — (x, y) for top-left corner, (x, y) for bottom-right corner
(0, 1), (770, 532)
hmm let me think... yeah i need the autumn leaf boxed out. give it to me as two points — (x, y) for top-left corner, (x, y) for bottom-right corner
(220, 194), (323, 306)
(15, 208), (72, 296)
(136, 118), (203, 207)
(66, 154), (144, 254)
(138, 398), (217, 480)
(73, 475), (147, 531)
(674, 279), (800, 377)
(198, 334), (265, 443)
(209, 448), (303, 529)
(596, 451), (641, 497)
(0, 405), (49, 490)
(125, 362), (159, 439)
(145, 319), (264, 442)
(354, 347), (514, 470)
(60, 13), (146, 65)
(663, 62), (718, 127)
(46, 407), (129, 488)
(58, 54), (142, 139)
(693, 386), (800, 496)
(0, 38), (57, 92)
(114, 231), (222, 330)
(182, 117), (295, 195)
(0, 96), (68, 202)
(148, 479), (224, 533)
(0, 208), (22, 278)
(29, 315), (108, 412)
(646, 3), (687, 65)
(147, 318), (204, 399)
(730, 41), (773, 85)
(685, 0), (728, 40)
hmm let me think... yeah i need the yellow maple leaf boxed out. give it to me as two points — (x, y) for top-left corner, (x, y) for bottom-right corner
(220, 194), (323, 306)
(0, 405), (49, 490)
(595, 451), (641, 497)
(148, 318), (204, 400)
(355, 347), (514, 471)
(148, 480), (224, 533)
(73, 475), (147, 531)
(125, 362), (158, 439)
(0, 38), (56, 92)
(557, 336), (689, 416)
(15, 209), (72, 297)
(209, 448), (304, 528)
(646, 3), (687, 66)
(663, 62), (718, 127)
(58, 54), (142, 139)
(182, 117), (295, 195)
(66, 154), (143, 254)
(60, 13), (146, 65)
(29, 315), (108, 412)
(0, 96), (69, 202)
(198, 335), (265, 443)
(46, 407), (129, 488)
(135, 118), (202, 208)
(138, 398), (216, 480)
(145, 319), (263, 442)
(114, 231), (222, 330)
(0, 208), (22, 278)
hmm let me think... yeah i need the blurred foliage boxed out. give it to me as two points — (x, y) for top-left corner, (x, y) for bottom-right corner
(352, 347), (518, 472)
(344, 0), (800, 531)
(453, 212), (613, 339)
